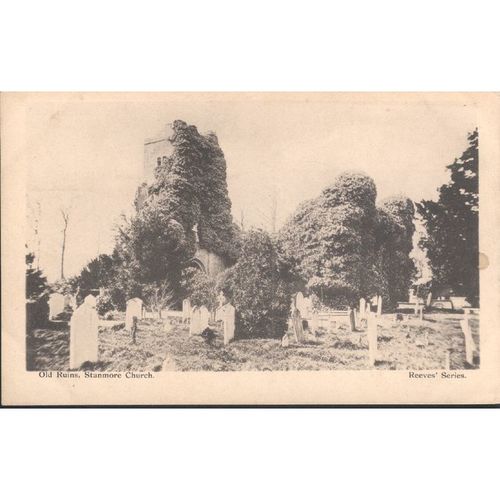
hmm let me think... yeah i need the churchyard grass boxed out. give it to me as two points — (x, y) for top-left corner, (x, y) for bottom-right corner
(27, 312), (479, 372)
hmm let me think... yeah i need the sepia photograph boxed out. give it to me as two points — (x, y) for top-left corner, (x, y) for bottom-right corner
(1, 92), (499, 405)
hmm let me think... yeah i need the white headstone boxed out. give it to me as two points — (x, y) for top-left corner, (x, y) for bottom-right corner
(223, 303), (236, 345)
(460, 317), (475, 365)
(426, 292), (433, 308)
(291, 307), (305, 343)
(189, 307), (200, 335)
(359, 298), (366, 319)
(182, 298), (191, 322)
(84, 294), (97, 308)
(299, 296), (313, 319)
(199, 306), (210, 331)
(49, 293), (65, 319)
(281, 334), (289, 348)
(215, 305), (224, 322)
(69, 301), (99, 369)
(125, 298), (143, 331)
(366, 313), (378, 366)
(295, 292), (304, 312)
(376, 295), (382, 317)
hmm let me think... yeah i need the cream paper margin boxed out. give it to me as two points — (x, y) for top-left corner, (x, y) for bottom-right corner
(1, 92), (499, 406)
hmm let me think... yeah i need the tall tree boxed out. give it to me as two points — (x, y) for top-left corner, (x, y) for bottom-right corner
(417, 130), (479, 305)
(375, 196), (416, 307)
(278, 171), (380, 307)
(60, 208), (70, 280)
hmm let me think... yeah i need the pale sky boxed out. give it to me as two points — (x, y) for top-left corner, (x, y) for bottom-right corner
(24, 94), (477, 282)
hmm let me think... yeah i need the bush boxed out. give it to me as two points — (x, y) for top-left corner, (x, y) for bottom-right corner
(96, 290), (114, 317)
(221, 229), (292, 338)
(182, 267), (218, 310)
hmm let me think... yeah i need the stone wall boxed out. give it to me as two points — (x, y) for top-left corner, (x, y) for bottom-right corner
(193, 247), (226, 277)
(143, 124), (174, 184)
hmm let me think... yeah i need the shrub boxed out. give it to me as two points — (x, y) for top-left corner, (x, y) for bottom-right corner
(221, 229), (292, 338)
(96, 290), (114, 317)
(182, 267), (218, 310)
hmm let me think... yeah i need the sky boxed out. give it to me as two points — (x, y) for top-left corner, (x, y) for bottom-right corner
(24, 94), (477, 282)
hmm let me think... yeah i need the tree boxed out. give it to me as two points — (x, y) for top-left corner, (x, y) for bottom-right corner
(26, 251), (49, 329)
(375, 196), (416, 307)
(278, 171), (380, 307)
(114, 199), (194, 303)
(60, 208), (70, 279)
(220, 229), (292, 338)
(143, 281), (176, 319)
(417, 130), (479, 305)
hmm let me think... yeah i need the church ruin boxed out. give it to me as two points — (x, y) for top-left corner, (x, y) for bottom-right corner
(139, 123), (228, 277)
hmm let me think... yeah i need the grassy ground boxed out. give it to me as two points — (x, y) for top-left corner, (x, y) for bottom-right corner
(27, 312), (479, 372)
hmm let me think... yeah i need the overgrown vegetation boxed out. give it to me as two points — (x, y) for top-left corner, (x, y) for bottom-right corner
(220, 229), (293, 338)
(417, 130), (479, 306)
(278, 172), (415, 309)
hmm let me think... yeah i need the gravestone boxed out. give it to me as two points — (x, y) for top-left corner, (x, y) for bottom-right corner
(291, 307), (305, 343)
(426, 292), (433, 308)
(359, 298), (366, 320)
(222, 303), (236, 345)
(125, 298), (143, 331)
(49, 293), (65, 319)
(376, 295), (382, 317)
(311, 311), (319, 335)
(348, 307), (356, 332)
(301, 297), (313, 319)
(281, 334), (290, 348)
(199, 306), (210, 331)
(189, 307), (200, 335)
(215, 303), (226, 322)
(366, 313), (378, 366)
(182, 298), (191, 323)
(69, 297), (99, 369)
(460, 317), (475, 365)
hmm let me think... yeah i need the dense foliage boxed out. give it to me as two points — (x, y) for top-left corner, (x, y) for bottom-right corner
(375, 196), (416, 307)
(182, 267), (218, 310)
(26, 252), (50, 329)
(220, 230), (292, 338)
(148, 120), (239, 261)
(112, 120), (239, 305)
(417, 130), (479, 305)
(278, 172), (416, 309)
(278, 172), (381, 307)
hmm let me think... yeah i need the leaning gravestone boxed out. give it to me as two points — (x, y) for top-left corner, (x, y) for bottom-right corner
(125, 298), (143, 331)
(223, 303), (236, 345)
(69, 295), (99, 369)
(182, 298), (191, 323)
(49, 293), (65, 319)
